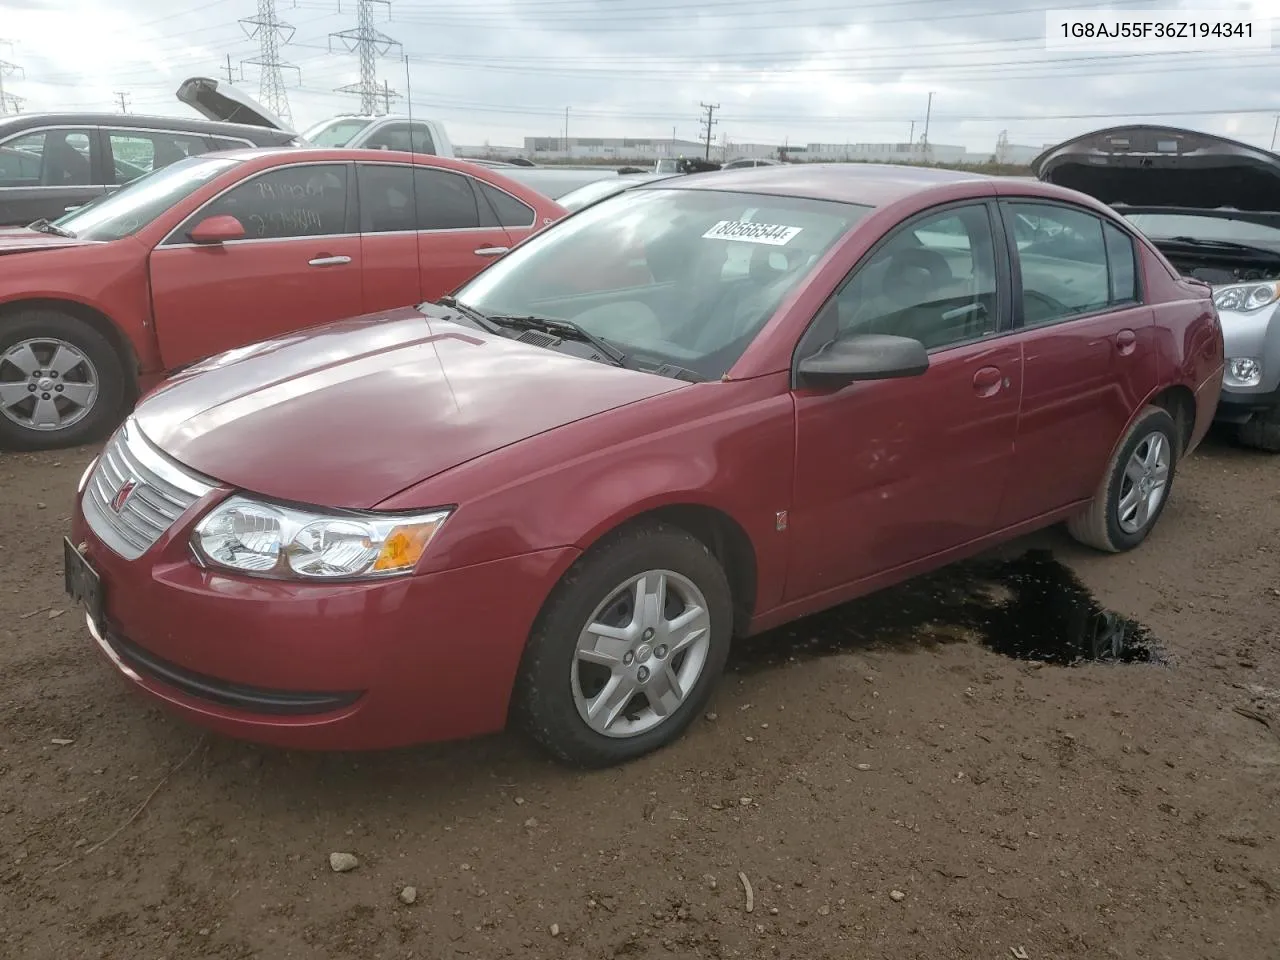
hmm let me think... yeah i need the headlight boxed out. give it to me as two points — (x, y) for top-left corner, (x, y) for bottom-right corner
(191, 495), (452, 580)
(1225, 357), (1263, 387)
(1212, 281), (1280, 313)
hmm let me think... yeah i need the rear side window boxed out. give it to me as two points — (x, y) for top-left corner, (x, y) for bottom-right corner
(357, 163), (415, 233)
(477, 181), (535, 228)
(1103, 221), (1139, 303)
(106, 130), (213, 184)
(0, 129), (93, 187)
(364, 122), (437, 155)
(1004, 202), (1115, 326)
(413, 167), (480, 230)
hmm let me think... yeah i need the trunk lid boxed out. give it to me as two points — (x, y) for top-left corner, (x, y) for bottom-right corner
(175, 77), (292, 132)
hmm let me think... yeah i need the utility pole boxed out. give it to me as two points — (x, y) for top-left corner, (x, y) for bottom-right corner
(241, 0), (300, 125)
(380, 78), (393, 114)
(564, 106), (569, 145)
(114, 91), (131, 113)
(699, 102), (719, 160)
(330, 0), (400, 116)
(1271, 115), (1279, 152)
(921, 91), (934, 160)
(909, 120), (915, 144)
(0, 40), (25, 116)
(222, 54), (237, 84)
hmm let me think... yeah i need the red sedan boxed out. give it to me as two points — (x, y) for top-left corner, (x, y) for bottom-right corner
(65, 163), (1224, 768)
(0, 148), (565, 450)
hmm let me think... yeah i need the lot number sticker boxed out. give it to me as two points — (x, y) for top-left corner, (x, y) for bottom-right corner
(702, 219), (802, 245)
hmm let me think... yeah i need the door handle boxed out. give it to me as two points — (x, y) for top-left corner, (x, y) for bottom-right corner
(474, 246), (509, 257)
(1115, 328), (1137, 356)
(972, 365), (1005, 398)
(308, 255), (351, 267)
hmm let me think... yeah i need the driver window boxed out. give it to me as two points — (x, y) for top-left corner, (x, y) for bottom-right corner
(832, 203), (999, 351)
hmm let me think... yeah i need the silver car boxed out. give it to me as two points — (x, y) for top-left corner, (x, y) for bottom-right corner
(1033, 125), (1280, 452)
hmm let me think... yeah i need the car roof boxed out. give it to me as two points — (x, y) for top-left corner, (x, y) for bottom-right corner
(0, 111), (295, 140)
(650, 161), (1000, 208)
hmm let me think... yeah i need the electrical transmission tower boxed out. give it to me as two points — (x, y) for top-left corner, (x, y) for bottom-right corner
(240, 0), (301, 126)
(699, 102), (719, 160)
(0, 40), (25, 115)
(330, 0), (401, 115)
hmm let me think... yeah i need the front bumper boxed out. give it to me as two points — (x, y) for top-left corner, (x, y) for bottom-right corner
(71, 510), (577, 751)
(1215, 303), (1280, 422)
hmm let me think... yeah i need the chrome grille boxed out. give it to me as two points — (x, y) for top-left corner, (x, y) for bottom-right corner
(82, 418), (217, 560)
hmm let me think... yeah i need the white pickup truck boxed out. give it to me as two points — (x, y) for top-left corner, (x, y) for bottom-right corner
(177, 78), (456, 159)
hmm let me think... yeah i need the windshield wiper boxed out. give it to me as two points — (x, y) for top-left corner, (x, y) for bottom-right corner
(485, 313), (628, 367)
(432, 295), (503, 334)
(26, 218), (76, 239)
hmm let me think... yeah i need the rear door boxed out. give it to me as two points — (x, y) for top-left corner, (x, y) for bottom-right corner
(355, 160), (422, 313)
(148, 160), (364, 370)
(412, 165), (513, 300)
(993, 199), (1159, 526)
(102, 127), (220, 187)
(0, 125), (105, 225)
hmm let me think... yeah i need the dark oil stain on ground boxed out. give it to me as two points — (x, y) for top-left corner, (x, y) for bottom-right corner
(732, 548), (1165, 672)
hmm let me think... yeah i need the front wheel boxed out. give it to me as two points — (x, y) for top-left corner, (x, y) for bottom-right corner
(0, 310), (128, 451)
(1066, 404), (1179, 553)
(511, 523), (733, 768)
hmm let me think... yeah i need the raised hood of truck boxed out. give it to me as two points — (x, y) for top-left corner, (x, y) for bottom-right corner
(1031, 125), (1280, 213)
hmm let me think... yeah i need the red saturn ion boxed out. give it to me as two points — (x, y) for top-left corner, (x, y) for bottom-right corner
(65, 163), (1224, 768)
(0, 147), (564, 450)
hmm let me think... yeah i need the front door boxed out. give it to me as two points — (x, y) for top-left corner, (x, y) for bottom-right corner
(993, 200), (1160, 526)
(785, 200), (1023, 601)
(0, 126), (106, 226)
(148, 161), (365, 370)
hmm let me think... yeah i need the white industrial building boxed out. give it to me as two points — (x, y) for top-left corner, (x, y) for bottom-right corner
(457, 135), (1048, 167)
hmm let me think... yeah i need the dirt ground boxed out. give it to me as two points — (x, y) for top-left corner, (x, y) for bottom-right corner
(1, 430), (1278, 960)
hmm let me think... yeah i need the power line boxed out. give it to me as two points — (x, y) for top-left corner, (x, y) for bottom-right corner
(240, 0), (301, 126)
(0, 40), (24, 116)
(700, 102), (719, 160)
(329, 0), (401, 115)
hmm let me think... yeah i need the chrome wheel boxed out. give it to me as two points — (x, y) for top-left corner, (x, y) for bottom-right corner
(0, 337), (100, 432)
(1117, 431), (1170, 534)
(572, 569), (712, 738)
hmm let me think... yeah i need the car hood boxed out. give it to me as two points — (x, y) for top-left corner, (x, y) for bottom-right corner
(133, 307), (686, 510)
(0, 227), (97, 255)
(1031, 124), (1280, 212)
(175, 76), (292, 132)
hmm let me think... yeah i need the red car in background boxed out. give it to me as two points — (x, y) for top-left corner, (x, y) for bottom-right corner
(0, 148), (565, 450)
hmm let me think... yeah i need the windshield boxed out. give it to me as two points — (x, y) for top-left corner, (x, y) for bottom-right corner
(1122, 212), (1280, 248)
(301, 118), (374, 147)
(52, 155), (241, 241)
(654, 158), (680, 173)
(454, 186), (872, 380)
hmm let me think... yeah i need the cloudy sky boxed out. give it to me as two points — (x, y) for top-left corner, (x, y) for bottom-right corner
(2, 0), (1280, 153)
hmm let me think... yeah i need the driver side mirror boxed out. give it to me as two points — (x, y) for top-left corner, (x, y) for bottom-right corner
(796, 334), (929, 389)
(188, 214), (246, 245)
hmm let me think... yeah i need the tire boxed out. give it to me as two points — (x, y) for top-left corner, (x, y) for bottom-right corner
(0, 309), (128, 451)
(511, 522), (734, 768)
(1237, 405), (1280, 453)
(1066, 404), (1179, 553)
